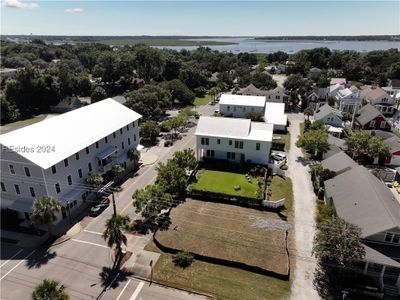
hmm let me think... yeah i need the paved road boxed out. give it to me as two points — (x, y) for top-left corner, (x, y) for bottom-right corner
(0, 104), (215, 300)
(287, 114), (320, 300)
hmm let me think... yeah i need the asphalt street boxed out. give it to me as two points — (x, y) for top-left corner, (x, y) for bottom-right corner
(0, 104), (215, 300)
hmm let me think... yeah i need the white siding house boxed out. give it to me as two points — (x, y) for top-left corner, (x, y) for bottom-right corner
(195, 117), (273, 165)
(0, 99), (142, 224)
(264, 102), (287, 132)
(219, 94), (266, 118)
(335, 87), (361, 113)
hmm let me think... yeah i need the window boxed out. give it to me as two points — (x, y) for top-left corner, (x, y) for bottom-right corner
(78, 168), (82, 178)
(227, 106), (230, 111)
(96, 142), (99, 149)
(380, 121), (386, 129)
(201, 137), (209, 145)
(252, 107), (254, 112)
(276, 95), (280, 100)
(24, 167), (31, 177)
(14, 184), (20, 195)
(52, 165), (57, 174)
(73, 200), (77, 206)
(229, 140), (232, 146)
(393, 234), (400, 244)
(75, 152), (80, 160)
(86, 147), (90, 154)
(234, 107), (237, 112)
(256, 143), (261, 151)
(217, 139), (221, 144)
(227, 152), (236, 160)
(121, 142), (125, 150)
(105, 137), (108, 144)
(370, 120), (376, 128)
(128, 138), (131, 145)
(120, 128), (123, 135)
(67, 176), (72, 185)
(1, 182), (6, 192)
(29, 187), (35, 197)
(55, 183), (61, 194)
(134, 134), (136, 142)
(243, 107), (246, 112)
(9, 164), (15, 174)
(132, 121), (135, 127)
(126, 125), (129, 131)
(234, 141), (243, 149)
(385, 232), (393, 242)
(64, 158), (69, 167)
(82, 193), (87, 201)
(98, 160), (101, 166)
(113, 132), (116, 139)
(206, 150), (215, 157)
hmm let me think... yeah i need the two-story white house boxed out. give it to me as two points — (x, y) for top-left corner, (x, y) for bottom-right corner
(0, 98), (142, 224)
(219, 94), (266, 118)
(335, 86), (361, 113)
(195, 116), (273, 165)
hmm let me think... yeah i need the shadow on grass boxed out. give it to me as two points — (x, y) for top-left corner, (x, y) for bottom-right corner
(25, 249), (57, 269)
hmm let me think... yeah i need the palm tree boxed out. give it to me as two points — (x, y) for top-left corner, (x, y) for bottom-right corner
(127, 148), (141, 164)
(304, 107), (314, 121)
(31, 197), (61, 237)
(86, 172), (104, 199)
(103, 214), (130, 267)
(112, 164), (125, 183)
(32, 279), (69, 300)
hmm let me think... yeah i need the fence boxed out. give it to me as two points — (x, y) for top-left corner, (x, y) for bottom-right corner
(262, 198), (286, 209)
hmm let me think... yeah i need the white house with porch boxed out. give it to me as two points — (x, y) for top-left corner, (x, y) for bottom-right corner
(0, 98), (142, 224)
(195, 116), (273, 165)
(219, 94), (266, 118)
(335, 86), (361, 113)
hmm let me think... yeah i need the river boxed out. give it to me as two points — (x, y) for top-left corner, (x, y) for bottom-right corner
(155, 37), (400, 53)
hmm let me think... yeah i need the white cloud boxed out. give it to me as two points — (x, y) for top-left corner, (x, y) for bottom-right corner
(64, 8), (83, 14)
(2, 0), (39, 9)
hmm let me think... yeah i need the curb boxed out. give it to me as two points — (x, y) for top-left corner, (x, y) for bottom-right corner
(127, 274), (216, 299)
(50, 235), (71, 247)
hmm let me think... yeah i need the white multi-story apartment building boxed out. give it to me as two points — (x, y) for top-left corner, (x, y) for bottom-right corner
(219, 94), (266, 118)
(0, 98), (141, 223)
(195, 116), (273, 165)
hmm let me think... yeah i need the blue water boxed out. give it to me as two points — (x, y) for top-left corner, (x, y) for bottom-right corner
(155, 37), (400, 53)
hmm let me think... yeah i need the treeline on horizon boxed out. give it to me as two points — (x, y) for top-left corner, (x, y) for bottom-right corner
(1, 40), (400, 126)
(2, 34), (399, 42)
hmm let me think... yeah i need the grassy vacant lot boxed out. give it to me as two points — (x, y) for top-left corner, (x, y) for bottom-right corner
(146, 242), (291, 300)
(96, 38), (235, 46)
(273, 132), (291, 152)
(190, 169), (259, 197)
(0, 115), (47, 133)
(194, 94), (211, 106)
(155, 199), (288, 274)
(269, 176), (294, 213)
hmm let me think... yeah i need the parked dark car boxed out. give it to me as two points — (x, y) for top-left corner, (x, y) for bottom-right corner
(89, 198), (110, 217)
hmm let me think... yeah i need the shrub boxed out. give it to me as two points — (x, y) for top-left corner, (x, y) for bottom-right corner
(164, 140), (173, 147)
(172, 251), (194, 268)
(234, 185), (241, 191)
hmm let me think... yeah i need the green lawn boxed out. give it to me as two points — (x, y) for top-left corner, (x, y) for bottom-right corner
(190, 169), (259, 197)
(269, 176), (294, 213)
(194, 94), (211, 106)
(1, 115), (47, 133)
(146, 242), (291, 300)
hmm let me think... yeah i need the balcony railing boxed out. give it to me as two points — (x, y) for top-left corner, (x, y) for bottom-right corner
(98, 159), (117, 173)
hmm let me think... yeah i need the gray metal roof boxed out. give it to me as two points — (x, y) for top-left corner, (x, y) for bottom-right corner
(314, 104), (342, 120)
(321, 151), (358, 174)
(356, 104), (385, 126)
(383, 136), (400, 153)
(362, 243), (400, 267)
(324, 165), (400, 238)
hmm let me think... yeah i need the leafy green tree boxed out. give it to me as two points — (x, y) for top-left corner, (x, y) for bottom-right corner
(245, 111), (264, 122)
(251, 72), (277, 90)
(103, 214), (130, 265)
(179, 61), (208, 90)
(92, 52), (118, 84)
(163, 115), (186, 139)
(1, 96), (20, 124)
(134, 45), (165, 83)
(31, 197), (61, 237)
(32, 279), (69, 300)
(90, 86), (107, 103)
(345, 131), (391, 163)
(86, 172), (104, 199)
(388, 61), (400, 79)
(284, 73), (312, 107)
(156, 161), (187, 195)
(172, 251), (194, 268)
(160, 79), (195, 105)
(313, 218), (365, 298)
(140, 120), (160, 145)
(171, 149), (197, 170)
(132, 184), (173, 221)
(296, 128), (329, 156)
(125, 85), (171, 119)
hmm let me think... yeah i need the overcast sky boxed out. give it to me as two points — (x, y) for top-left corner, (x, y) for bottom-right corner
(1, 0), (399, 36)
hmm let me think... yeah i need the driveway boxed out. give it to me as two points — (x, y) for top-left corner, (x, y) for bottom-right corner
(287, 113), (320, 300)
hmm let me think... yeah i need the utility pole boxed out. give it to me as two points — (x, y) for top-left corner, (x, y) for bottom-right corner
(98, 181), (116, 217)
